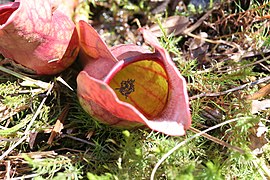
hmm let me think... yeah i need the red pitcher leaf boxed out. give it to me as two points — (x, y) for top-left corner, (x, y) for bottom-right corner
(77, 21), (191, 136)
(0, 0), (79, 75)
(139, 28), (191, 129)
(51, 0), (79, 20)
(77, 20), (118, 79)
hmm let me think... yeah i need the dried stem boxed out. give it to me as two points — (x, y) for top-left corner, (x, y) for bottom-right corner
(189, 127), (245, 154)
(190, 75), (270, 100)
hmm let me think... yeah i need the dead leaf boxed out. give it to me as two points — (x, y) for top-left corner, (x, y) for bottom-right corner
(149, 15), (190, 37)
(186, 32), (210, 66)
(251, 99), (270, 114)
(199, 106), (224, 126)
(188, 32), (208, 50)
(29, 132), (39, 149)
(85, 131), (94, 140)
(249, 122), (268, 155)
(247, 83), (270, 100)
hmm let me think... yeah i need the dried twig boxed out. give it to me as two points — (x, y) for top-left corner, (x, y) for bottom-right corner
(10, 174), (39, 180)
(60, 134), (110, 153)
(183, 8), (216, 34)
(189, 127), (245, 154)
(190, 75), (270, 100)
(183, 5), (240, 48)
(218, 54), (270, 73)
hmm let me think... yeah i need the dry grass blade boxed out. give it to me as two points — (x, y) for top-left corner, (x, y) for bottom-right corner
(0, 103), (29, 122)
(0, 83), (54, 160)
(186, 32), (240, 49)
(150, 117), (253, 180)
(0, 66), (50, 89)
(252, 156), (270, 179)
(55, 76), (74, 91)
(8, 174), (39, 180)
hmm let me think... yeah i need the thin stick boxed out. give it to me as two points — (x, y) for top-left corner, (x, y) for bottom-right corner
(182, 6), (240, 49)
(61, 134), (109, 153)
(194, 51), (270, 75)
(60, 134), (96, 147)
(10, 174), (39, 180)
(218, 54), (270, 73)
(0, 136), (27, 161)
(190, 75), (270, 100)
(60, 134), (110, 153)
(186, 32), (239, 49)
(150, 117), (252, 180)
(183, 8), (216, 34)
(189, 127), (245, 154)
(25, 83), (54, 133)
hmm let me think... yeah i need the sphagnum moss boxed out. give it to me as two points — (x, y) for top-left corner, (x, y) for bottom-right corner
(1, 0), (270, 179)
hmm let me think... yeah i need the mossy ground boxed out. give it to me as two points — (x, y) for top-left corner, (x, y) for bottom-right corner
(0, 0), (270, 179)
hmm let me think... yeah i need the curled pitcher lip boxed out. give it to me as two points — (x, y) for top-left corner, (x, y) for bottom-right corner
(77, 20), (191, 136)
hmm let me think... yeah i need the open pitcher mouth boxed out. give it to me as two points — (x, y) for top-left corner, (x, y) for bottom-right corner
(76, 21), (191, 136)
(104, 57), (169, 119)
